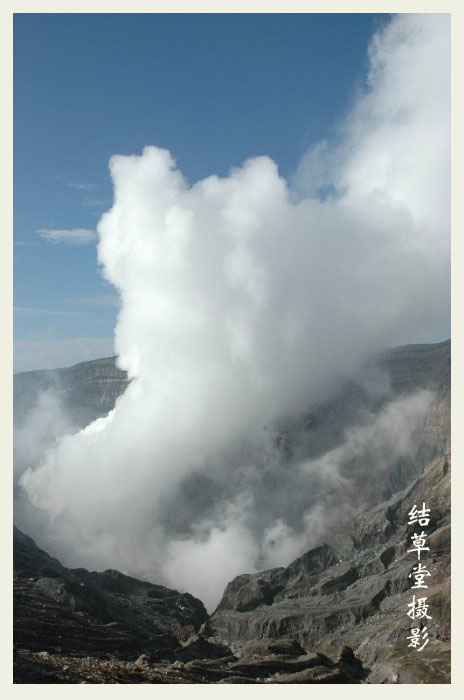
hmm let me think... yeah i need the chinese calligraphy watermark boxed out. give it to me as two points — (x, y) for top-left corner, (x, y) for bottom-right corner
(406, 502), (432, 652)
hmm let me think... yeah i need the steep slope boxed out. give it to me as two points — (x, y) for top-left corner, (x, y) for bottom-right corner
(380, 340), (450, 399)
(14, 356), (129, 428)
(205, 452), (451, 683)
(13, 527), (369, 684)
(14, 526), (207, 659)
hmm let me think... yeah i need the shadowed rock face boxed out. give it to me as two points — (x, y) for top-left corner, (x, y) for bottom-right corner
(13, 639), (370, 684)
(13, 526), (208, 660)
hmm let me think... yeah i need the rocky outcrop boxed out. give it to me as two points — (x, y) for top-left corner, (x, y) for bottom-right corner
(205, 453), (451, 683)
(13, 526), (208, 659)
(214, 568), (284, 613)
(13, 641), (369, 684)
(14, 356), (129, 428)
(12, 526), (372, 684)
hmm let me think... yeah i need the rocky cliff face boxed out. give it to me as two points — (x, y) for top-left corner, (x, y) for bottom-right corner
(14, 356), (129, 429)
(13, 525), (370, 684)
(205, 453), (450, 683)
(14, 526), (208, 661)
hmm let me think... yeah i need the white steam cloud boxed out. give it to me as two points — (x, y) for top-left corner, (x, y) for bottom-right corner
(18, 14), (449, 611)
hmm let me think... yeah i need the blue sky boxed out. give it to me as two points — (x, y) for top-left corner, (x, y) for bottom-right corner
(14, 13), (392, 372)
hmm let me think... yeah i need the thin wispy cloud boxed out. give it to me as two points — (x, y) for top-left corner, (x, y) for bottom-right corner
(68, 182), (98, 191)
(82, 198), (108, 210)
(14, 306), (85, 318)
(36, 228), (97, 245)
(14, 240), (39, 247)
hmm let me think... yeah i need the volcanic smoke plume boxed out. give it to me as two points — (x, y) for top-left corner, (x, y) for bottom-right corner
(18, 14), (449, 610)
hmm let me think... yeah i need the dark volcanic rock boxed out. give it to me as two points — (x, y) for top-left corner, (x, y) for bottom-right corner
(13, 644), (369, 684)
(214, 568), (283, 613)
(174, 634), (233, 662)
(70, 567), (207, 632)
(14, 526), (74, 580)
(13, 527), (372, 684)
(13, 526), (208, 659)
